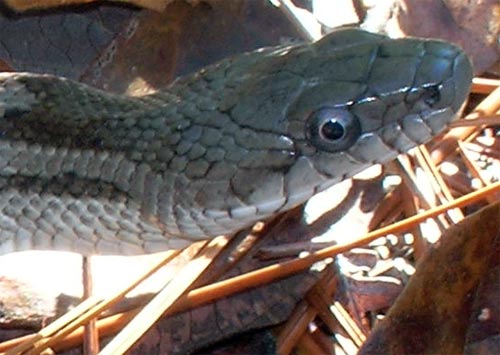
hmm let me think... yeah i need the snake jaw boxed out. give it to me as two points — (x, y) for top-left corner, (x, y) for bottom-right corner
(347, 133), (398, 164)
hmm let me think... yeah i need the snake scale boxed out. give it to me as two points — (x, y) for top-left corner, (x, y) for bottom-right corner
(0, 28), (472, 255)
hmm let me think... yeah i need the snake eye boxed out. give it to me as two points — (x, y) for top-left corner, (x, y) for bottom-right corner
(306, 108), (361, 152)
(422, 84), (441, 107)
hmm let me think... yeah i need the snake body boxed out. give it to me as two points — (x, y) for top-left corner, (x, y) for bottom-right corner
(0, 29), (472, 255)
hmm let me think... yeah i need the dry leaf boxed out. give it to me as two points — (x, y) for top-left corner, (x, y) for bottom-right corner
(359, 201), (500, 354)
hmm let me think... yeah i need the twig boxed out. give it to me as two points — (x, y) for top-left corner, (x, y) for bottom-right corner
(472, 77), (500, 94)
(99, 236), (228, 355)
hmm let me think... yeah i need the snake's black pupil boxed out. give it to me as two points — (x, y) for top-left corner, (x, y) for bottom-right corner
(321, 119), (345, 140)
(306, 108), (360, 153)
(423, 85), (441, 106)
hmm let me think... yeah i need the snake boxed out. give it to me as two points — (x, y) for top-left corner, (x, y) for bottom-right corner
(0, 28), (472, 255)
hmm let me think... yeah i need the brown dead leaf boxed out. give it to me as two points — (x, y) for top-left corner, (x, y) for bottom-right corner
(359, 201), (500, 354)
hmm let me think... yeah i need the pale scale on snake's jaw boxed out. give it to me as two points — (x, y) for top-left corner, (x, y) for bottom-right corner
(0, 28), (473, 255)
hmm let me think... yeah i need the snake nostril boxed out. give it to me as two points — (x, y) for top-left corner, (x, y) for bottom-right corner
(422, 84), (441, 107)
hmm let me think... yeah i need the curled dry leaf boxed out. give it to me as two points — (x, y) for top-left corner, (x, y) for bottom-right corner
(359, 201), (500, 354)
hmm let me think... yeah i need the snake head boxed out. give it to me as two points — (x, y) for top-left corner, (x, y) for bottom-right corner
(203, 28), (473, 220)
(279, 28), (473, 208)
